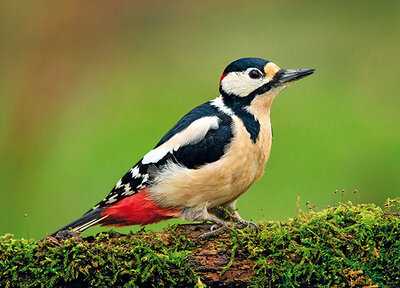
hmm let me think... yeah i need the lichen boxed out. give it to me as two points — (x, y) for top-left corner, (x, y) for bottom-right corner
(1, 198), (399, 287)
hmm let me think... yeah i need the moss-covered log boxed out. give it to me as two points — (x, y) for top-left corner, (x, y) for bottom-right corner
(1, 199), (400, 287)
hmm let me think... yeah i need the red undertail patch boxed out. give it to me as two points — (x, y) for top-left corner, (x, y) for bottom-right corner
(101, 190), (181, 227)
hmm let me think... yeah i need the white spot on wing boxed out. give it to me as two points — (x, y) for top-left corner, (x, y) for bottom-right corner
(121, 190), (135, 196)
(142, 116), (221, 164)
(130, 166), (141, 178)
(115, 179), (123, 188)
(106, 194), (118, 204)
(124, 183), (131, 192)
(142, 174), (149, 183)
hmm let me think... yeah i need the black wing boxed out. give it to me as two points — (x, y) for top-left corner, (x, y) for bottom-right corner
(89, 101), (233, 210)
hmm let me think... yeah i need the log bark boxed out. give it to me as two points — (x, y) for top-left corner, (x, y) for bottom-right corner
(47, 223), (256, 287)
(1, 201), (399, 287)
(160, 224), (256, 287)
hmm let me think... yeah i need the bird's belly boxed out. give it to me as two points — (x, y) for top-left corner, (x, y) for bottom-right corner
(149, 118), (272, 209)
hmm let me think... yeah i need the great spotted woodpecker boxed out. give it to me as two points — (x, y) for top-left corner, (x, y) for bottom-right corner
(47, 58), (314, 239)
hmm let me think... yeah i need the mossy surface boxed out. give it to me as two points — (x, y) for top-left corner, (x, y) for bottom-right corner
(247, 198), (400, 287)
(1, 198), (399, 287)
(0, 229), (196, 288)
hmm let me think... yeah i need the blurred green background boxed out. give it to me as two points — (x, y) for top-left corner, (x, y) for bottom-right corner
(1, 1), (399, 240)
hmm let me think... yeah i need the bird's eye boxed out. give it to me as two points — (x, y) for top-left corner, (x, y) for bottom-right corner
(249, 69), (262, 79)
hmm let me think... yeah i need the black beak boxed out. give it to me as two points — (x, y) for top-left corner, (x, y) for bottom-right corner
(274, 68), (315, 84)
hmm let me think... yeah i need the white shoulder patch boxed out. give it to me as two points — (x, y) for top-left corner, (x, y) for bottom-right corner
(142, 148), (170, 165)
(142, 116), (221, 165)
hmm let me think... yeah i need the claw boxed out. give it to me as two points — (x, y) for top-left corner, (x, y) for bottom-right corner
(249, 221), (259, 232)
(210, 224), (220, 231)
(235, 220), (259, 232)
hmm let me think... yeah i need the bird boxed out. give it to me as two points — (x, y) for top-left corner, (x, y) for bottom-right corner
(46, 57), (314, 240)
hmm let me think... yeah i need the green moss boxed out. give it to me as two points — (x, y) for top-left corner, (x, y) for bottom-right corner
(1, 198), (399, 287)
(0, 230), (197, 287)
(246, 198), (400, 287)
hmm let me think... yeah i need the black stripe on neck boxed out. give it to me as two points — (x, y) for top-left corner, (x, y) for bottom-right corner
(219, 82), (274, 143)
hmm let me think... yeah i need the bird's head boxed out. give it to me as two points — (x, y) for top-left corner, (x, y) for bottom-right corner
(219, 58), (314, 106)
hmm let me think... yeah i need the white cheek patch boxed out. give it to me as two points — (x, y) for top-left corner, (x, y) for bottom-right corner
(142, 116), (221, 165)
(221, 69), (272, 97)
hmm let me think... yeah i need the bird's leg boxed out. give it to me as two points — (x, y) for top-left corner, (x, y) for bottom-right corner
(208, 204), (235, 231)
(212, 201), (259, 232)
(232, 212), (259, 231)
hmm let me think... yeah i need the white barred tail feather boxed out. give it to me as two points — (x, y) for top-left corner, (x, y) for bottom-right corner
(48, 209), (107, 237)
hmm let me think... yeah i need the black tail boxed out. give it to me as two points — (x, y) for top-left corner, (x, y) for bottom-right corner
(46, 208), (107, 238)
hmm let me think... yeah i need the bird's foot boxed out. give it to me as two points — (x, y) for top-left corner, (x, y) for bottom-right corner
(234, 220), (259, 232)
(196, 218), (258, 241)
(196, 217), (229, 241)
(210, 224), (221, 231)
(196, 225), (228, 241)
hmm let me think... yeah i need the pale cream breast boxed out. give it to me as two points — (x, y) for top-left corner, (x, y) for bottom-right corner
(148, 104), (273, 209)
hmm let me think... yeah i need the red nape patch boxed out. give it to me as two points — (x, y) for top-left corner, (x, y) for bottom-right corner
(101, 190), (182, 227)
(219, 73), (227, 86)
